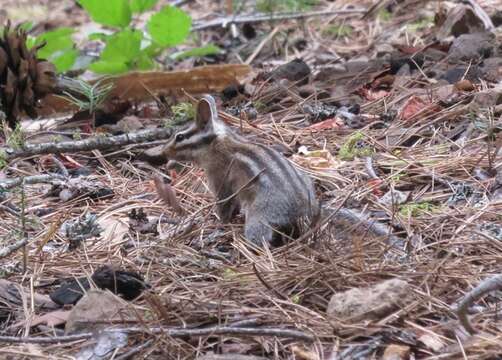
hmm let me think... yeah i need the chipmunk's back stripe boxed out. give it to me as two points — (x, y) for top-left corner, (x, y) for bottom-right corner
(255, 144), (310, 197)
(234, 143), (307, 198)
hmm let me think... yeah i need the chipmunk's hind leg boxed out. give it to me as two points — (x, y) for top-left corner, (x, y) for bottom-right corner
(244, 216), (276, 247)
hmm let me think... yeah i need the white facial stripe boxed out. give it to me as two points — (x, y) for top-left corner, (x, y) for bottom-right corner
(212, 119), (228, 136)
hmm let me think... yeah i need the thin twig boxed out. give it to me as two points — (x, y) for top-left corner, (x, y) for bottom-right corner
(455, 274), (502, 334)
(0, 174), (67, 190)
(115, 339), (154, 360)
(0, 238), (29, 258)
(0, 325), (314, 344)
(1, 127), (173, 163)
(192, 8), (367, 31)
(245, 26), (280, 65)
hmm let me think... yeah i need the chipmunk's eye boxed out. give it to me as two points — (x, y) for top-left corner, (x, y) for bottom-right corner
(175, 133), (185, 142)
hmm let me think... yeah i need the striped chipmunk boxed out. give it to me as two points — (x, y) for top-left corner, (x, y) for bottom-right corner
(161, 95), (403, 248)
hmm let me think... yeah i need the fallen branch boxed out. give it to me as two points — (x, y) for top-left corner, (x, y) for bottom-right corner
(0, 325), (314, 344)
(455, 274), (502, 334)
(0, 174), (67, 190)
(192, 8), (367, 31)
(115, 339), (154, 360)
(2, 127), (173, 163)
(0, 238), (29, 258)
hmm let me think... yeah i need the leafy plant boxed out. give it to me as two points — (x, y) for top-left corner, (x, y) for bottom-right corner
(378, 8), (392, 22)
(399, 202), (437, 217)
(29, 0), (193, 75)
(338, 131), (374, 160)
(171, 44), (222, 61)
(31, 28), (78, 73)
(5, 123), (26, 149)
(164, 102), (195, 127)
(407, 16), (433, 32)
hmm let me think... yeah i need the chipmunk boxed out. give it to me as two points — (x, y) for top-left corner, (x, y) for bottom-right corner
(161, 95), (403, 249)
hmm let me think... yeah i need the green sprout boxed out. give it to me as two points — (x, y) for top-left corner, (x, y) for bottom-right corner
(399, 202), (437, 217)
(324, 24), (353, 38)
(338, 131), (374, 160)
(59, 78), (114, 115)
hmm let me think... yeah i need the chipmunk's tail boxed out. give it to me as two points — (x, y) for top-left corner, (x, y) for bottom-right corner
(326, 207), (407, 252)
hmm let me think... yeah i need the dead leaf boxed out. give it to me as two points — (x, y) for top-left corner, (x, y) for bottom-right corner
(368, 178), (385, 197)
(378, 189), (410, 207)
(306, 118), (343, 131)
(98, 217), (129, 244)
(31, 309), (70, 327)
(292, 148), (338, 171)
(399, 96), (439, 122)
(65, 289), (131, 334)
(358, 87), (390, 101)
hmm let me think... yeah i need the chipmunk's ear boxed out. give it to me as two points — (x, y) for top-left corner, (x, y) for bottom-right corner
(195, 95), (218, 129)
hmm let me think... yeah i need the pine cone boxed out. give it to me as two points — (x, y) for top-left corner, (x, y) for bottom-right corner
(0, 22), (57, 128)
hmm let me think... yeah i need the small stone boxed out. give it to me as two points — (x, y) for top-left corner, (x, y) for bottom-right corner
(448, 32), (495, 63)
(480, 57), (502, 82)
(470, 89), (502, 109)
(439, 66), (480, 84)
(268, 58), (311, 85)
(327, 278), (411, 323)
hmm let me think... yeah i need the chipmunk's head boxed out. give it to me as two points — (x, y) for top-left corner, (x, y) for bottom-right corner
(162, 95), (228, 163)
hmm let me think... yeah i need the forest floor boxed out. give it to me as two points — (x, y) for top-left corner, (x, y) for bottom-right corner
(0, 0), (502, 359)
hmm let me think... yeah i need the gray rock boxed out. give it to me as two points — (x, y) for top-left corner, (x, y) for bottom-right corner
(448, 32), (495, 63)
(480, 57), (502, 82)
(327, 278), (411, 323)
(470, 88), (502, 109)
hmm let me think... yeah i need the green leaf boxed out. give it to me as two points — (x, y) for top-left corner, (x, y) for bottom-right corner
(172, 44), (222, 60)
(19, 22), (33, 32)
(143, 43), (162, 57)
(89, 60), (129, 74)
(136, 51), (155, 70)
(78, 0), (131, 28)
(100, 28), (142, 62)
(147, 5), (191, 47)
(36, 28), (74, 59)
(52, 49), (79, 72)
(88, 32), (110, 41)
(130, 0), (157, 13)
(34, 28), (77, 72)
(25, 35), (37, 50)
